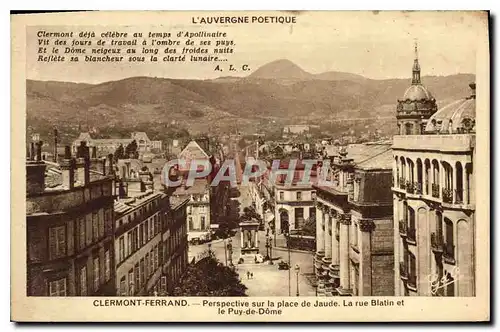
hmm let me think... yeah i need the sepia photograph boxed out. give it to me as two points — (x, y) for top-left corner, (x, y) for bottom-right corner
(11, 10), (490, 322)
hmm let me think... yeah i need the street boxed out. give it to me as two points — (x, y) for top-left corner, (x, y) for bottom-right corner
(188, 230), (316, 296)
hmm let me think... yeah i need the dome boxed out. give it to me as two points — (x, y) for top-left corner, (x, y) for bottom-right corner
(424, 84), (476, 134)
(403, 84), (433, 101)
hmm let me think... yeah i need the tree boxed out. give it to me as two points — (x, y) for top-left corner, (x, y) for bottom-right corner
(301, 216), (316, 237)
(114, 144), (125, 161)
(172, 256), (247, 296)
(125, 140), (139, 159)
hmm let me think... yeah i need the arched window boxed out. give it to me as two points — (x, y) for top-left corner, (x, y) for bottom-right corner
(416, 159), (423, 194)
(455, 162), (464, 203)
(405, 122), (413, 135)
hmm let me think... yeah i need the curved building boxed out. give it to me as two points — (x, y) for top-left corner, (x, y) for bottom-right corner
(392, 52), (476, 297)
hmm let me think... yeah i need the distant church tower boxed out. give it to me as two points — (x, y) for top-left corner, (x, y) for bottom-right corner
(396, 42), (437, 135)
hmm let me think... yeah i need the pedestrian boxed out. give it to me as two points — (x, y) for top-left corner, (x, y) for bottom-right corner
(251, 272), (254, 279)
(247, 271), (250, 279)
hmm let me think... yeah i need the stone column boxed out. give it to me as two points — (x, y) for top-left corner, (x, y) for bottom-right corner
(359, 219), (375, 296)
(316, 204), (325, 253)
(255, 229), (259, 248)
(423, 163), (427, 195)
(394, 197), (401, 296)
(241, 229), (244, 248)
(463, 164), (468, 204)
(331, 211), (339, 265)
(339, 213), (351, 290)
(453, 164), (458, 203)
(324, 208), (332, 260)
(440, 162), (444, 199)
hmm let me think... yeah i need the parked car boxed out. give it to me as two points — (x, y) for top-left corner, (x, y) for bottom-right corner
(278, 260), (290, 270)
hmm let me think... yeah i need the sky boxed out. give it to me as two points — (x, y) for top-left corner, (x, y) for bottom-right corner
(24, 11), (486, 84)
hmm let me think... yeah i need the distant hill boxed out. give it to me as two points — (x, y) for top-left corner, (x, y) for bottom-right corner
(248, 59), (313, 80)
(26, 59), (475, 141)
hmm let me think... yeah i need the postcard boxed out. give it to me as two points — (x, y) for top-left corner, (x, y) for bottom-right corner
(11, 10), (490, 322)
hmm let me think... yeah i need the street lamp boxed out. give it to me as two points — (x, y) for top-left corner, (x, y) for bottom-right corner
(295, 264), (301, 296)
(285, 231), (291, 296)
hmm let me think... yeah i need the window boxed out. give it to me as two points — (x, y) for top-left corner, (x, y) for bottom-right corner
(98, 211), (105, 238)
(353, 223), (358, 247)
(80, 266), (87, 296)
(150, 250), (154, 275)
(140, 258), (145, 287)
(49, 278), (67, 296)
(119, 277), (126, 296)
(143, 223), (147, 244)
(134, 263), (140, 292)
(92, 213), (99, 241)
(296, 192), (302, 201)
(93, 257), (100, 292)
(145, 254), (149, 278)
(119, 237), (125, 262)
(150, 218), (154, 239)
(139, 224), (144, 246)
(79, 218), (86, 250)
(159, 243), (163, 266)
(155, 246), (159, 270)
(188, 217), (193, 231)
(128, 269), (134, 295)
(104, 250), (111, 282)
(49, 225), (66, 260)
(279, 192), (284, 201)
(86, 215), (93, 246)
(201, 216), (206, 230)
(311, 191), (316, 200)
(127, 231), (132, 256)
(295, 208), (304, 229)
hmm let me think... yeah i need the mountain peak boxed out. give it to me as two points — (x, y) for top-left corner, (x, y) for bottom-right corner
(249, 59), (312, 80)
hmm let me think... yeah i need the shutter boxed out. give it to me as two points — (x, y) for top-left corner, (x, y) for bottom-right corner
(86, 214), (92, 246)
(49, 227), (57, 260)
(160, 276), (167, 292)
(67, 220), (74, 255)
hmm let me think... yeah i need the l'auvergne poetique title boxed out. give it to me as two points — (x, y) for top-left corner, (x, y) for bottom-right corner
(191, 15), (297, 24)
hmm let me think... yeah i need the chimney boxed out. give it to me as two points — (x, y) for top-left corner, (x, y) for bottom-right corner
(84, 155), (91, 185)
(30, 142), (35, 160)
(26, 141), (46, 195)
(60, 146), (75, 190)
(91, 146), (97, 159)
(107, 154), (114, 176)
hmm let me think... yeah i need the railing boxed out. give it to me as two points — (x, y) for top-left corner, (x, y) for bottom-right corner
(430, 232), (444, 253)
(408, 274), (417, 290)
(406, 180), (414, 194)
(407, 227), (416, 243)
(432, 184), (440, 198)
(399, 220), (407, 237)
(415, 182), (423, 195)
(442, 188), (453, 203)
(399, 177), (406, 189)
(455, 189), (464, 204)
(443, 242), (455, 264)
(399, 262), (408, 280)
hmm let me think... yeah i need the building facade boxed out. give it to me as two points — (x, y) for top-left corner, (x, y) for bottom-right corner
(160, 196), (189, 295)
(272, 160), (317, 234)
(313, 143), (394, 296)
(392, 76), (476, 297)
(72, 132), (162, 158)
(113, 189), (169, 296)
(26, 143), (116, 296)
